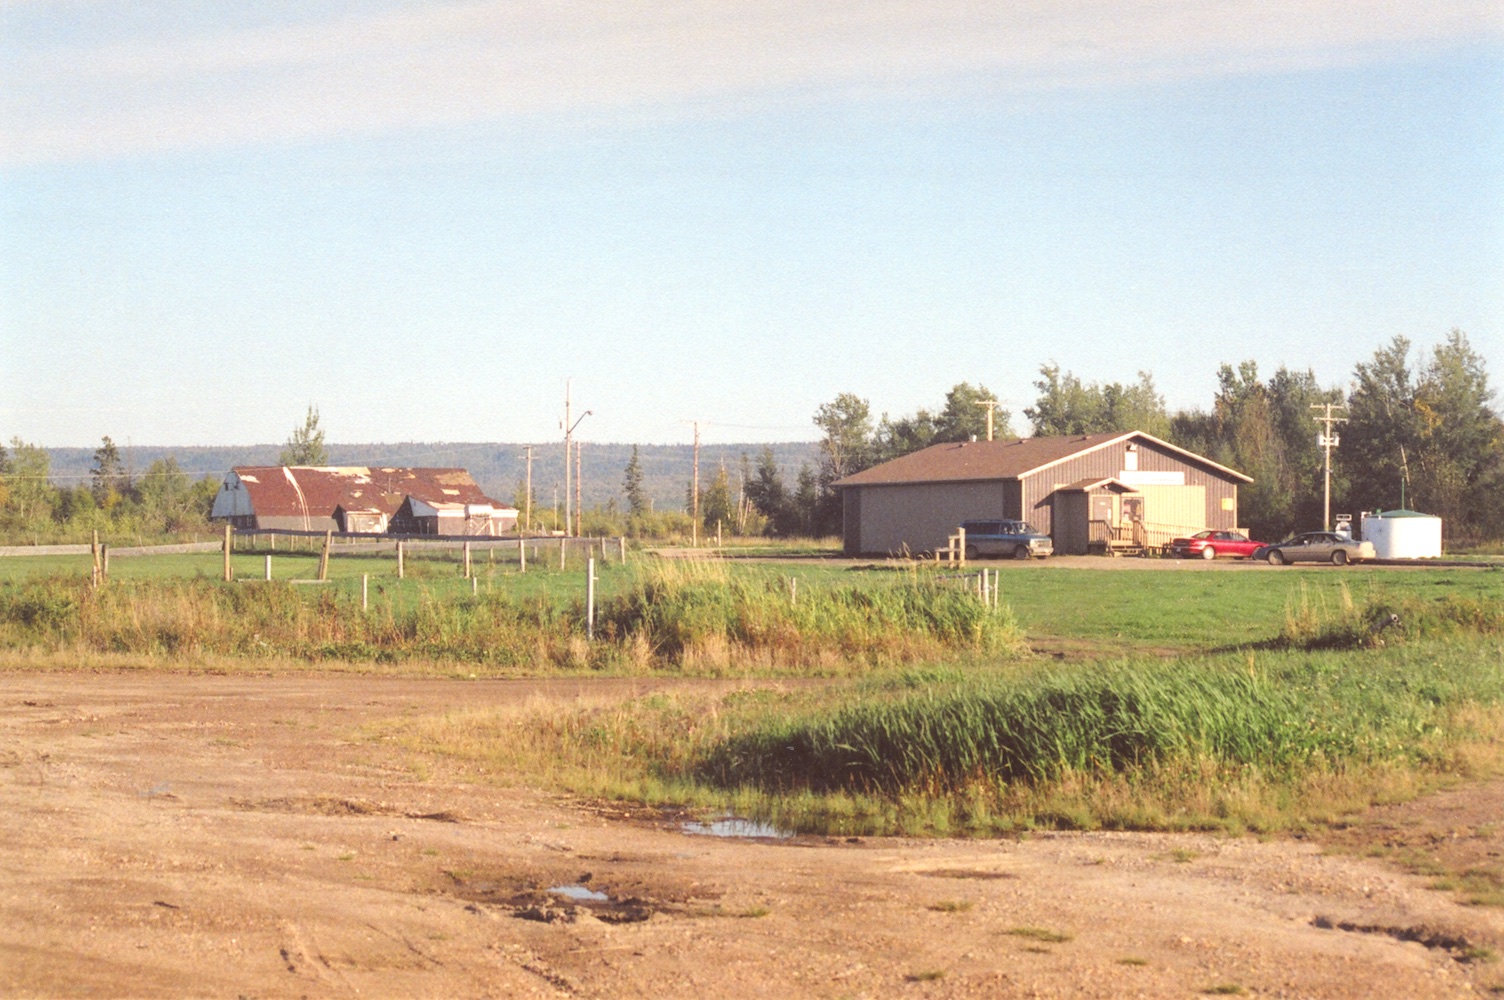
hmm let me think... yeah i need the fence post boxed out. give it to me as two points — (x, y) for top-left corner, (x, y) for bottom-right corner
(362, 573), (369, 611)
(559, 536), (566, 571)
(317, 530), (332, 582)
(585, 556), (596, 640)
(264, 554), (272, 581)
(223, 524), (233, 582)
(397, 540), (405, 579)
(91, 530), (100, 589)
(100, 543), (109, 582)
(463, 541), (472, 579)
(619, 536), (626, 564)
(790, 577), (797, 607)
(519, 537), (527, 573)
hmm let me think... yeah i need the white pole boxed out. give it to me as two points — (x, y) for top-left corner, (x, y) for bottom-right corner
(264, 554), (272, 581)
(585, 557), (596, 640)
(519, 536), (527, 573)
(362, 573), (368, 611)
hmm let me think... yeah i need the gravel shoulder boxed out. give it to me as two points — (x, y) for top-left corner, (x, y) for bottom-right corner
(2, 672), (1501, 998)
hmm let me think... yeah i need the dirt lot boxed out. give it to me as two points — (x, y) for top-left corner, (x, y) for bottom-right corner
(2, 672), (1501, 999)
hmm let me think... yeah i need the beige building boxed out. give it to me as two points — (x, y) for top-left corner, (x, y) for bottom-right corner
(833, 431), (1251, 556)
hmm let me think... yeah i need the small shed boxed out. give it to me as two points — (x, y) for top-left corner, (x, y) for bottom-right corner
(1360, 509), (1443, 559)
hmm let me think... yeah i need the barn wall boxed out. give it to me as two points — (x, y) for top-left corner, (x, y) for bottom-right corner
(851, 481), (1007, 556)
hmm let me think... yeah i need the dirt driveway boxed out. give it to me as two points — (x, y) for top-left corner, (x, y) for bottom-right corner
(2, 672), (1500, 998)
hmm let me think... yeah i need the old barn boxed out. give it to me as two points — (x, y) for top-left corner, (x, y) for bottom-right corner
(833, 431), (1251, 557)
(210, 466), (518, 536)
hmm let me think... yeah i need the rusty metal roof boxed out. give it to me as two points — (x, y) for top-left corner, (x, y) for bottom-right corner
(832, 432), (1251, 487)
(228, 466), (510, 520)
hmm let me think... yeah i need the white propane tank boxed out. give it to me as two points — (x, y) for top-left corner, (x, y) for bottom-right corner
(1359, 510), (1442, 559)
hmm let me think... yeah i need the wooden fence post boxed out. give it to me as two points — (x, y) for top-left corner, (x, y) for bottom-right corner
(519, 537), (527, 573)
(397, 540), (404, 579)
(463, 541), (472, 579)
(223, 524), (233, 582)
(317, 530), (332, 582)
(264, 554), (272, 581)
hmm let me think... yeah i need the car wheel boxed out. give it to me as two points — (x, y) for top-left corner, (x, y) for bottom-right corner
(1331, 549), (1348, 566)
(1013, 544), (1031, 561)
(1267, 549), (1286, 566)
(1201, 547), (1216, 560)
(964, 544), (979, 561)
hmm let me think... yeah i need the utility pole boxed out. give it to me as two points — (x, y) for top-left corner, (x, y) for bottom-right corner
(1311, 402), (1348, 532)
(562, 381), (572, 537)
(691, 421), (701, 548)
(523, 446), (533, 534)
(975, 398), (1001, 441)
(560, 380), (592, 538)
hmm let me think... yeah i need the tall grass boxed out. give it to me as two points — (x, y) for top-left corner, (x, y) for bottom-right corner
(696, 642), (1504, 800)
(1281, 581), (1504, 649)
(0, 562), (1023, 672)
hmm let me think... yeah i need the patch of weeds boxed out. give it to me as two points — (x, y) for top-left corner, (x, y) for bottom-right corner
(420, 848), (439, 856)
(1005, 926), (1072, 944)
(1461, 945), (1498, 964)
(299, 844), (316, 851)
(690, 904), (771, 919)
(928, 900), (974, 913)
(1205, 985), (1246, 996)
(336, 852), (356, 861)
(1022, 946), (1051, 954)
(904, 970), (945, 982)
(1163, 848), (1200, 864)
(1118, 957), (1149, 966)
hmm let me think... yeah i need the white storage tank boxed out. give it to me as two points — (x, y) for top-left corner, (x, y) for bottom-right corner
(1359, 509), (1443, 559)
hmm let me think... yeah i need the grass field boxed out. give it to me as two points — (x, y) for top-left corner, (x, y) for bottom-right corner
(4, 549), (1502, 843)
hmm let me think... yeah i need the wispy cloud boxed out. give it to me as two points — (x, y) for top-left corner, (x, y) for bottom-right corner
(3, 0), (1499, 164)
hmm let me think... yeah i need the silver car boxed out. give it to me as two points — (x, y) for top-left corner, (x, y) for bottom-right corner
(1256, 532), (1376, 566)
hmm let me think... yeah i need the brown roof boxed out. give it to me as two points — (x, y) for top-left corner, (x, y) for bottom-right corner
(230, 467), (507, 519)
(832, 432), (1251, 487)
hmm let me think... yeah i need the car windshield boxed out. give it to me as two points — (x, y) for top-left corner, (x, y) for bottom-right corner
(1018, 523), (1040, 535)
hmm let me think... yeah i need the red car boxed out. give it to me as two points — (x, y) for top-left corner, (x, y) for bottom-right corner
(1169, 530), (1264, 560)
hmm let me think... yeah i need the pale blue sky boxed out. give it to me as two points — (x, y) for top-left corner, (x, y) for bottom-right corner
(3, 2), (1501, 448)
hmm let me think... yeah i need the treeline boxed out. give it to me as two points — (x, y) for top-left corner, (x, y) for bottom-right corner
(715, 331), (1503, 544)
(0, 437), (222, 543)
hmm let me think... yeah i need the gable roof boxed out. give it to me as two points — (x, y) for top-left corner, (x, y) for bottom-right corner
(229, 466), (508, 520)
(832, 431), (1252, 488)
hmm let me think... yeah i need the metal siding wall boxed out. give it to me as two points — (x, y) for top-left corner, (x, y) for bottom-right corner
(1024, 439), (1242, 537)
(843, 489), (862, 555)
(857, 482), (1006, 555)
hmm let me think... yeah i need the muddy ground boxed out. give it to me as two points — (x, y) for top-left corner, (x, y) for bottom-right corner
(1, 672), (1501, 999)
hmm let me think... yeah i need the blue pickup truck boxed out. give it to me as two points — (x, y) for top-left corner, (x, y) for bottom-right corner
(960, 520), (1053, 560)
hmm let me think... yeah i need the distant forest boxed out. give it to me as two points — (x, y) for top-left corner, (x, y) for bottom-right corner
(42, 440), (823, 514)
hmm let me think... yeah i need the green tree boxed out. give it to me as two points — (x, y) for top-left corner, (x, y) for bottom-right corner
(1025, 365), (1168, 437)
(90, 435), (129, 507)
(2, 438), (57, 535)
(137, 457), (198, 532)
(700, 464), (734, 532)
(1345, 331), (1503, 536)
(280, 405), (328, 466)
(934, 382), (1012, 443)
(745, 446), (792, 534)
(622, 445), (648, 518)
(813, 393), (873, 535)
(1169, 361), (1338, 540)
(792, 464), (819, 537)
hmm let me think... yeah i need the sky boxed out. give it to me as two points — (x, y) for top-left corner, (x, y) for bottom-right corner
(3, 1), (1502, 449)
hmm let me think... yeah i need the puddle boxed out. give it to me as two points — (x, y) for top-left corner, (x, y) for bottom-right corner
(682, 816), (793, 840)
(548, 884), (608, 902)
